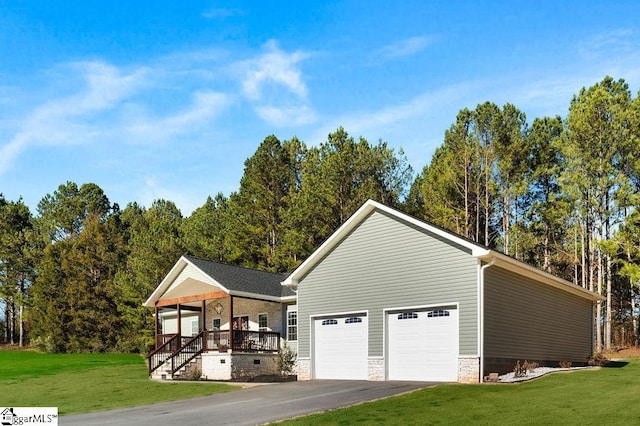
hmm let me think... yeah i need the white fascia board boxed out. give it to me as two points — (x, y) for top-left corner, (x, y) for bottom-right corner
(143, 256), (231, 307)
(476, 251), (604, 302)
(228, 290), (284, 303)
(280, 295), (297, 303)
(282, 199), (487, 287)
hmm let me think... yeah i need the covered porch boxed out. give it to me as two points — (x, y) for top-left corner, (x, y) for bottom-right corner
(148, 291), (281, 377)
(152, 291), (281, 351)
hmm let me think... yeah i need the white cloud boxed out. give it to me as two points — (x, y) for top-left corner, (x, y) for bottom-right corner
(241, 40), (310, 101)
(236, 40), (318, 127)
(309, 81), (480, 145)
(0, 61), (148, 174)
(579, 29), (637, 60)
(255, 104), (318, 127)
(371, 35), (436, 64)
(0, 50), (245, 176)
(201, 7), (243, 19)
(76, 62), (150, 111)
(124, 91), (232, 143)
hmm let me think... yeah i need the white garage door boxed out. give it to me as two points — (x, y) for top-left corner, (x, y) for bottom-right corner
(388, 308), (458, 381)
(314, 314), (367, 380)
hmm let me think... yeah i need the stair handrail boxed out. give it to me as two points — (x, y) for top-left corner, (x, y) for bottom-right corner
(170, 331), (205, 376)
(147, 333), (181, 375)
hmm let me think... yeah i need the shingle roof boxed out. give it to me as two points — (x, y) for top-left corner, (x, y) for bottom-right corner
(184, 255), (295, 299)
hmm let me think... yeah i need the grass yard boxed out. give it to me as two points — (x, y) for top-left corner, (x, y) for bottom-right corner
(0, 350), (236, 415)
(282, 358), (640, 425)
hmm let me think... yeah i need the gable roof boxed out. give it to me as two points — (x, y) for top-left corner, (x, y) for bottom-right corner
(144, 255), (295, 307)
(282, 199), (602, 302)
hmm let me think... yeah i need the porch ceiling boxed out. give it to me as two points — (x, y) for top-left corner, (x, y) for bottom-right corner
(160, 278), (226, 302)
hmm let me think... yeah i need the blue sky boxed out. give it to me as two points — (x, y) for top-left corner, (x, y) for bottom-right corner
(2, 1), (640, 215)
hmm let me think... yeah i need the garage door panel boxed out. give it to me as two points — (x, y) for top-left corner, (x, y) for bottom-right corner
(388, 308), (458, 381)
(314, 315), (367, 380)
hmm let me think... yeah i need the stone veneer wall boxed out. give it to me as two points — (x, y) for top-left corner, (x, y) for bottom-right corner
(231, 353), (280, 380)
(368, 357), (385, 381)
(296, 358), (312, 380)
(458, 356), (480, 383)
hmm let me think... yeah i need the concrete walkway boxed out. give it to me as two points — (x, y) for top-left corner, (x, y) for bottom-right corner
(61, 380), (435, 425)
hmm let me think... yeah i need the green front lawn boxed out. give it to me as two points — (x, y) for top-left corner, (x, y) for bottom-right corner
(4, 350), (639, 423)
(0, 350), (235, 415)
(283, 359), (640, 425)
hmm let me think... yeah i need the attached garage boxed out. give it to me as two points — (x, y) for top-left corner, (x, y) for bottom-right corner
(313, 314), (368, 379)
(387, 307), (459, 381)
(285, 200), (602, 383)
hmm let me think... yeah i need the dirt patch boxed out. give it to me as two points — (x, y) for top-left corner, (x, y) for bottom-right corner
(605, 347), (640, 359)
(232, 374), (297, 383)
(0, 344), (34, 351)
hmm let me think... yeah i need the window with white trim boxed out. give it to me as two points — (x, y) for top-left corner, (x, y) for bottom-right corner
(427, 310), (450, 318)
(321, 319), (337, 326)
(345, 317), (363, 324)
(258, 313), (268, 331)
(287, 310), (298, 341)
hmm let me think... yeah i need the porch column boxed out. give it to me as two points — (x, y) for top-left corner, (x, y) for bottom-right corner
(177, 303), (182, 337)
(201, 299), (207, 351)
(154, 306), (159, 349)
(229, 295), (234, 351)
(201, 299), (207, 332)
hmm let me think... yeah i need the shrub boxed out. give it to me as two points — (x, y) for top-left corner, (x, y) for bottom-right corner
(588, 353), (609, 366)
(32, 335), (63, 354)
(513, 360), (528, 378)
(188, 366), (202, 381)
(278, 342), (297, 376)
(527, 361), (539, 372)
(559, 360), (572, 368)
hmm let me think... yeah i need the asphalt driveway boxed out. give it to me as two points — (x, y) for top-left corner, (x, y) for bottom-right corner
(61, 380), (435, 425)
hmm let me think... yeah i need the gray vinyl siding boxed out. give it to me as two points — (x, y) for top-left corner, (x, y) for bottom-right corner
(484, 267), (594, 362)
(297, 210), (479, 358)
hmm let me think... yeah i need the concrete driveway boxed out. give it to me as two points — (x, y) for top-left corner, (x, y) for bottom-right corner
(61, 380), (435, 425)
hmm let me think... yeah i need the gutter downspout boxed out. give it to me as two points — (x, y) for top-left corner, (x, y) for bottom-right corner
(479, 258), (496, 383)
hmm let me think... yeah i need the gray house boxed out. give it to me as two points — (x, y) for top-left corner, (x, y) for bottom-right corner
(282, 199), (601, 383)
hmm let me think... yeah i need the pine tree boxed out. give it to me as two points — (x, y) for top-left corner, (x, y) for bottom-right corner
(562, 76), (635, 351)
(0, 196), (35, 346)
(114, 200), (184, 352)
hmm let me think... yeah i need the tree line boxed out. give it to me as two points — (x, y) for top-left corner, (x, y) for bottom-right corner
(0, 128), (412, 352)
(1, 76), (639, 353)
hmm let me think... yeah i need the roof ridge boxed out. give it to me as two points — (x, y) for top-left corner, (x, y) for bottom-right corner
(183, 254), (288, 277)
